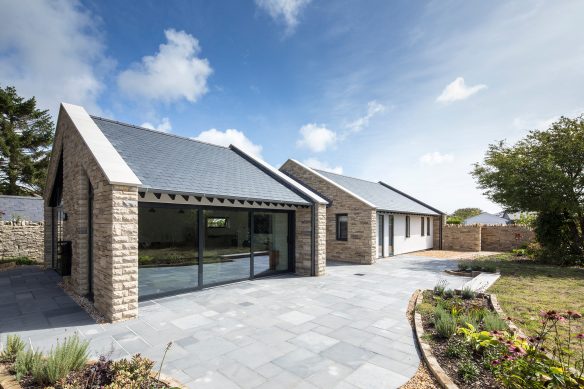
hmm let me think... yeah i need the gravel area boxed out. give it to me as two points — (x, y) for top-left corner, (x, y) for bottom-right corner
(59, 281), (107, 324)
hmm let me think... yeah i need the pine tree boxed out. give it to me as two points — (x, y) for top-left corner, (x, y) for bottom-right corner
(0, 86), (54, 195)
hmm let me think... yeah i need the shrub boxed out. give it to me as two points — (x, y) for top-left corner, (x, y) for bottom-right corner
(108, 354), (156, 388)
(446, 339), (470, 359)
(416, 302), (434, 317)
(0, 256), (36, 266)
(32, 334), (89, 385)
(482, 312), (507, 332)
(435, 315), (457, 339)
(13, 349), (43, 380)
(470, 264), (482, 271)
(443, 289), (455, 299)
(0, 334), (26, 363)
(457, 314), (478, 330)
(458, 359), (480, 383)
(433, 279), (447, 296)
(457, 262), (470, 271)
(461, 286), (476, 300)
(481, 264), (497, 273)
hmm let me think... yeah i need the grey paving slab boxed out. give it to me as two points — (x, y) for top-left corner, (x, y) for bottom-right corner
(1, 255), (471, 388)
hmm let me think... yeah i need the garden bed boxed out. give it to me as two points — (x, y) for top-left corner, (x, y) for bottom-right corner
(0, 335), (183, 389)
(415, 283), (584, 388)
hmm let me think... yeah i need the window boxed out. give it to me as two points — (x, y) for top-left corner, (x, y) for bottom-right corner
(207, 217), (228, 228)
(427, 217), (431, 236)
(405, 215), (410, 238)
(336, 214), (348, 241)
(421, 216), (425, 236)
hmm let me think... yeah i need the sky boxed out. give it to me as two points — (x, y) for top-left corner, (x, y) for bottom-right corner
(1, 0), (583, 213)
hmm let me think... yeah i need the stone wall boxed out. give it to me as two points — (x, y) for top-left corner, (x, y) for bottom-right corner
(481, 225), (535, 251)
(282, 160), (376, 264)
(44, 112), (139, 322)
(442, 225), (482, 251)
(442, 224), (535, 252)
(295, 203), (327, 276)
(0, 222), (44, 261)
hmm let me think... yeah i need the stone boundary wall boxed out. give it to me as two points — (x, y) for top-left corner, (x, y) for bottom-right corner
(0, 221), (44, 261)
(481, 225), (535, 251)
(442, 225), (481, 251)
(442, 224), (535, 252)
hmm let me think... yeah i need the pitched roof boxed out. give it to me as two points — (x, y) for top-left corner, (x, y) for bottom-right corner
(463, 212), (511, 225)
(92, 117), (311, 205)
(314, 169), (441, 215)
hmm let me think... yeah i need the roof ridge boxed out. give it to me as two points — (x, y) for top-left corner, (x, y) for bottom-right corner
(313, 169), (379, 185)
(89, 115), (230, 150)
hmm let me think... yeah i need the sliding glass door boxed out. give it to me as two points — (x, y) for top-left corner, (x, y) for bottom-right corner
(138, 204), (293, 299)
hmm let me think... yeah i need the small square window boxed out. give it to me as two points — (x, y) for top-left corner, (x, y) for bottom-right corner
(336, 214), (348, 241)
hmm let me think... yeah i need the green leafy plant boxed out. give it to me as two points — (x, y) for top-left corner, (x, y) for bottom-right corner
(457, 323), (501, 352)
(443, 288), (455, 299)
(0, 334), (25, 362)
(13, 348), (43, 380)
(458, 358), (480, 383)
(446, 338), (470, 359)
(461, 286), (477, 300)
(32, 334), (89, 385)
(435, 314), (457, 339)
(457, 262), (470, 271)
(482, 311), (507, 332)
(433, 279), (447, 296)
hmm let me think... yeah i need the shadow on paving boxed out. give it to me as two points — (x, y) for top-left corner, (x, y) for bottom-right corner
(0, 267), (95, 335)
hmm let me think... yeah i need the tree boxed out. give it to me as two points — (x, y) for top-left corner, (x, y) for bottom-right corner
(472, 115), (584, 264)
(0, 86), (54, 196)
(451, 207), (482, 221)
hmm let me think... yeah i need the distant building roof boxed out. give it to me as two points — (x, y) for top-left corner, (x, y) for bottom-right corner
(314, 169), (441, 215)
(463, 212), (511, 225)
(0, 195), (44, 222)
(92, 117), (313, 205)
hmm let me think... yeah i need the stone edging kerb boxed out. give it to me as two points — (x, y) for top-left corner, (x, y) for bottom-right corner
(413, 289), (459, 389)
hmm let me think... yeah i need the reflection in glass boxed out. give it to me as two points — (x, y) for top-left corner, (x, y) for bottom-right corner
(203, 209), (251, 285)
(253, 212), (289, 276)
(138, 206), (198, 297)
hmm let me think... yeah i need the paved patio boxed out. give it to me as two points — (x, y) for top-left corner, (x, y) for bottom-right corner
(0, 255), (470, 389)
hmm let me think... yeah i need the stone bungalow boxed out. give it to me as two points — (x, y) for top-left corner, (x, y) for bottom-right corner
(44, 103), (327, 322)
(280, 160), (445, 264)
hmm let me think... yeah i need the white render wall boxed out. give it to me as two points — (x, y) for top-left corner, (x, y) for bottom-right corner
(392, 214), (434, 255)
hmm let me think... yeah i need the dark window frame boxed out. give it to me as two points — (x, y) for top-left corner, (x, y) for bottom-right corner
(405, 215), (411, 238)
(336, 214), (348, 241)
(421, 216), (425, 236)
(427, 217), (431, 236)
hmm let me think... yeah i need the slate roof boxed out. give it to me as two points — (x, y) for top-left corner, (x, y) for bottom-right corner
(463, 212), (511, 225)
(92, 117), (310, 204)
(315, 170), (440, 215)
(0, 195), (44, 222)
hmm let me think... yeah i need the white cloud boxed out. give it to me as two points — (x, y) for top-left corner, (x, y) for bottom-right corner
(118, 29), (212, 103)
(141, 117), (172, 133)
(0, 0), (109, 115)
(436, 77), (487, 103)
(193, 129), (263, 158)
(255, 0), (311, 34)
(302, 158), (343, 174)
(345, 100), (386, 133)
(419, 151), (454, 166)
(296, 123), (337, 153)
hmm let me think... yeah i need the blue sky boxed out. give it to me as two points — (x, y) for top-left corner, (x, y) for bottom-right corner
(2, 0), (583, 213)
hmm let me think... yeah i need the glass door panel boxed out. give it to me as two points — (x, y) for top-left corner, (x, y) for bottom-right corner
(253, 212), (290, 276)
(138, 206), (198, 298)
(377, 214), (384, 258)
(203, 209), (251, 285)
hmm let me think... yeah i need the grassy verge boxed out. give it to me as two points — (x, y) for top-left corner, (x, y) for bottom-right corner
(0, 256), (37, 266)
(459, 253), (584, 350)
